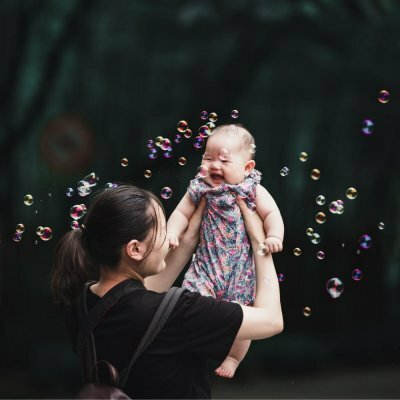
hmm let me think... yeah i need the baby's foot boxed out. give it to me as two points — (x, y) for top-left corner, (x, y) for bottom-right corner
(215, 356), (240, 379)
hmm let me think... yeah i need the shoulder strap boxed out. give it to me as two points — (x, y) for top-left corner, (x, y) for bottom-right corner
(119, 286), (185, 387)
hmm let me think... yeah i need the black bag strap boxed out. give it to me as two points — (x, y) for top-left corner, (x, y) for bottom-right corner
(77, 280), (184, 388)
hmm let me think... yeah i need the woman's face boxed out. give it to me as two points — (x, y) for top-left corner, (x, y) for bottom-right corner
(140, 202), (169, 277)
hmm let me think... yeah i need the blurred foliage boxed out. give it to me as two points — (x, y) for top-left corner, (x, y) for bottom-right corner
(0, 0), (399, 397)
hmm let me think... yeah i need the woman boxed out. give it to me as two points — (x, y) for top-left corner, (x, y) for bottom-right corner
(51, 184), (283, 399)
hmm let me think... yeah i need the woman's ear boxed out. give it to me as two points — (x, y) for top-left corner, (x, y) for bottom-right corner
(126, 239), (147, 261)
(244, 160), (256, 176)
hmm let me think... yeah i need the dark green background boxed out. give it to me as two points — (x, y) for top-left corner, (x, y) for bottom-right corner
(0, 0), (399, 398)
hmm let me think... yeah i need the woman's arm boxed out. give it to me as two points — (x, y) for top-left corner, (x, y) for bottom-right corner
(145, 197), (206, 292)
(235, 196), (284, 340)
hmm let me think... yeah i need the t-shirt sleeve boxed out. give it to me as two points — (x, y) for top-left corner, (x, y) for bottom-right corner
(181, 290), (244, 362)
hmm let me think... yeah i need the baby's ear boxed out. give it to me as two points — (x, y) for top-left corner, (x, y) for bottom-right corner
(245, 160), (256, 176)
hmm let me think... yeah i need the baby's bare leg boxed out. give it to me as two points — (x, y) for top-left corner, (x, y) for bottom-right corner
(215, 339), (251, 379)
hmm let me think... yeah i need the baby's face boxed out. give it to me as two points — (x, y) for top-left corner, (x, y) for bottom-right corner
(201, 134), (253, 187)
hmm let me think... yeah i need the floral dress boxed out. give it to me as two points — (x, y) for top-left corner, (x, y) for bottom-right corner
(182, 169), (262, 305)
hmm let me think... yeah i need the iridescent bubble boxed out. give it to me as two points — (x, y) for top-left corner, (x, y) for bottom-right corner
(299, 152), (308, 162)
(121, 158), (128, 167)
(303, 307), (312, 317)
(66, 188), (74, 197)
(71, 220), (79, 230)
(378, 90), (390, 104)
(174, 134), (182, 144)
(356, 249), (361, 255)
(315, 212), (326, 224)
(197, 164), (209, 178)
(105, 182), (116, 189)
(155, 136), (164, 147)
(378, 222), (385, 230)
(219, 148), (230, 161)
(12, 233), (22, 242)
(361, 119), (374, 135)
(70, 204), (87, 220)
(278, 273), (285, 282)
(209, 112), (218, 122)
(337, 199), (344, 205)
(144, 170), (152, 178)
(146, 139), (155, 148)
(306, 227), (314, 236)
(336, 203), (344, 215)
(352, 268), (363, 281)
(77, 180), (92, 197)
(311, 233), (321, 244)
(206, 121), (216, 130)
(280, 167), (289, 177)
(36, 226), (45, 236)
(24, 194), (33, 206)
(231, 109), (239, 119)
(311, 169), (320, 180)
(161, 187), (172, 200)
(329, 201), (339, 214)
(83, 172), (99, 186)
(161, 138), (171, 151)
(148, 148), (158, 160)
(317, 251), (325, 260)
(163, 147), (173, 158)
(40, 227), (53, 241)
(193, 136), (205, 149)
(16, 224), (25, 233)
(249, 144), (256, 155)
(341, 243), (345, 248)
(184, 129), (192, 139)
(326, 277), (344, 299)
(257, 243), (267, 256)
(293, 247), (302, 256)
(346, 187), (358, 200)
(316, 195), (326, 205)
(359, 234), (372, 249)
(178, 157), (187, 166)
(200, 111), (208, 120)
(198, 125), (211, 138)
(177, 120), (188, 132)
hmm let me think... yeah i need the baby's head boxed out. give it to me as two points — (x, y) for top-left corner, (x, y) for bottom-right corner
(201, 124), (256, 187)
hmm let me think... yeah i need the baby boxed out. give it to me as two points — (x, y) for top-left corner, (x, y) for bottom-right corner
(167, 124), (284, 378)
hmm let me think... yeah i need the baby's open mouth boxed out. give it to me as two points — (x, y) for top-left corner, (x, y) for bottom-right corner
(210, 173), (224, 182)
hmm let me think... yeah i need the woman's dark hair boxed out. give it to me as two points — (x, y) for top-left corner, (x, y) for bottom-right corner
(50, 184), (164, 306)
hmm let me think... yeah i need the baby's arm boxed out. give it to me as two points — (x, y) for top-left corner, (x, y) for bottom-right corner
(255, 184), (284, 253)
(167, 192), (197, 249)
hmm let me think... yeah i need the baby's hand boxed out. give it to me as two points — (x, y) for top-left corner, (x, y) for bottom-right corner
(167, 232), (179, 250)
(264, 236), (283, 253)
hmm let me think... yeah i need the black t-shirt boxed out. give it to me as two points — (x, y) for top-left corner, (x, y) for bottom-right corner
(67, 279), (243, 399)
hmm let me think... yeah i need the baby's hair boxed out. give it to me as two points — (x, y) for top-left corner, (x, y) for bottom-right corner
(211, 123), (256, 159)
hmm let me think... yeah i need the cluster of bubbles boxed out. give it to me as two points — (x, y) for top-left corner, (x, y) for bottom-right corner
(12, 223), (26, 242)
(329, 200), (344, 215)
(280, 166), (289, 177)
(36, 226), (53, 241)
(306, 228), (321, 245)
(77, 172), (99, 197)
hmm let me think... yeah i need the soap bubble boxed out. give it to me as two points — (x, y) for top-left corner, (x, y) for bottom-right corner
(311, 169), (320, 180)
(249, 144), (256, 155)
(378, 90), (390, 104)
(184, 129), (192, 139)
(163, 147), (173, 158)
(352, 268), (363, 281)
(206, 122), (216, 130)
(161, 138), (171, 151)
(306, 227), (314, 236)
(16, 224), (25, 233)
(121, 158), (128, 167)
(326, 277), (344, 299)
(198, 125), (211, 138)
(83, 172), (99, 186)
(209, 112), (218, 122)
(174, 134), (182, 144)
(278, 273), (285, 282)
(336, 203), (344, 214)
(299, 152), (308, 162)
(316, 195), (326, 205)
(155, 136), (164, 147)
(197, 165), (209, 178)
(200, 111), (209, 120)
(303, 307), (312, 317)
(177, 120), (188, 132)
(280, 167), (289, 177)
(144, 170), (152, 178)
(346, 187), (358, 200)
(219, 148), (230, 161)
(378, 222), (385, 230)
(231, 109), (239, 119)
(178, 157), (187, 166)
(24, 194), (33, 206)
(359, 234), (372, 249)
(361, 119), (374, 135)
(315, 212), (326, 224)
(146, 139), (155, 148)
(257, 243), (267, 256)
(329, 201), (339, 214)
(161, 187), (173, 199)
(36, 226), (45, 236)
(12, 233), (22, 242)
(71, 220), (79, 230)
(293, 247), (302, 256)
(105, 182), (118, 189)
(311, 233), (321, 244)
(317, 251), (325, 260)
(40, 227), (53, 241)
(70, 204), (87, 220)
(77, 180), (92, 197)
(66, 188), (74, 197)
(148, 148), (158, 160)
(193, 136), (205, 149)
